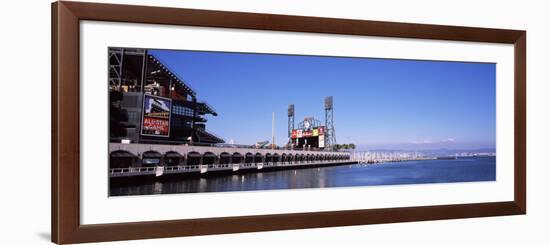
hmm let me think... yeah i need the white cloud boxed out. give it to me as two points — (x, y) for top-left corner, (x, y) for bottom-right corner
(411, 140), (433, 144)
(442, 138), (456, 143)
(410, 138), (456, 144)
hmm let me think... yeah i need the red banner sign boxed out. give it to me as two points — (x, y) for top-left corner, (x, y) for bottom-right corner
(141, 94), (172, 137)
(142, 117), (169, 136)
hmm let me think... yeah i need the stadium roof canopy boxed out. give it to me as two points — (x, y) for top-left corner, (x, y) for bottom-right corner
(197, 102), (218, 116)
(148, 54), (197, 97)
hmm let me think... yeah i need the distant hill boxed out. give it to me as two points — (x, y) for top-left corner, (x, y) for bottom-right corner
(360, 148), (496, 156)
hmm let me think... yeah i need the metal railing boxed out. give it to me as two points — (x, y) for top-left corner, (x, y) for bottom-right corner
(110, 159), (354, 177)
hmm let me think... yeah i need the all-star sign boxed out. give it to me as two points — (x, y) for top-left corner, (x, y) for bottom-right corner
(141, 94), (172, 137)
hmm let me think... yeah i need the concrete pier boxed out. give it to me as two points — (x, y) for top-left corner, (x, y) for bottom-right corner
(109, 143), (354, 178)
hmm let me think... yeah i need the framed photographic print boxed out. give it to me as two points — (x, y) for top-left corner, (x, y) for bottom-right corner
(52, 1), (526, 244)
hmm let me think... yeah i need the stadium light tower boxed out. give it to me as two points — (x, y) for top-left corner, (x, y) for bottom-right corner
(288, 104), (295, 144)
(324, 96), (336, 150)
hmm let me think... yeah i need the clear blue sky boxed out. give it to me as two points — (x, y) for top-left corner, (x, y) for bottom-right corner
(150, 49), (496, 151)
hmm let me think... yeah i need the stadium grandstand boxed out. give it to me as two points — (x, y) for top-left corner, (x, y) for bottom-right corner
(108, 47), (224, 145)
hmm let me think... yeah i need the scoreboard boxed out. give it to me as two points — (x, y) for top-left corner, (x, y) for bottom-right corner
(291, 126), (326, 149)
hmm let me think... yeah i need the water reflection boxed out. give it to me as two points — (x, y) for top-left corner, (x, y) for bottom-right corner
(110, 157), (496, 196)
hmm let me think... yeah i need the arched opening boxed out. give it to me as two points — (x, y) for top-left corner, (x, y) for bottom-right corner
(202, 152), (217, 165)
(245, 153), (254, 163)
(187, 151), (201, 165)
(109, 150), (137, 168)
(281, 153), (287, 162)
(272, 153), (280, 163)
(265, 153), (273, 163)
(142, 151), (162, 166)
(232, 152), (243, 164)
(254, 153), (263, 163)
(164, 151), (184, 166)
(219, 152), (231, 164)
(306, 154), (311, 162)
(286, 154), (293, 163)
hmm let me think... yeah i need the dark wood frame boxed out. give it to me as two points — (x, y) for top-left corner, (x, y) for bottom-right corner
(52, 1), (526, 244)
